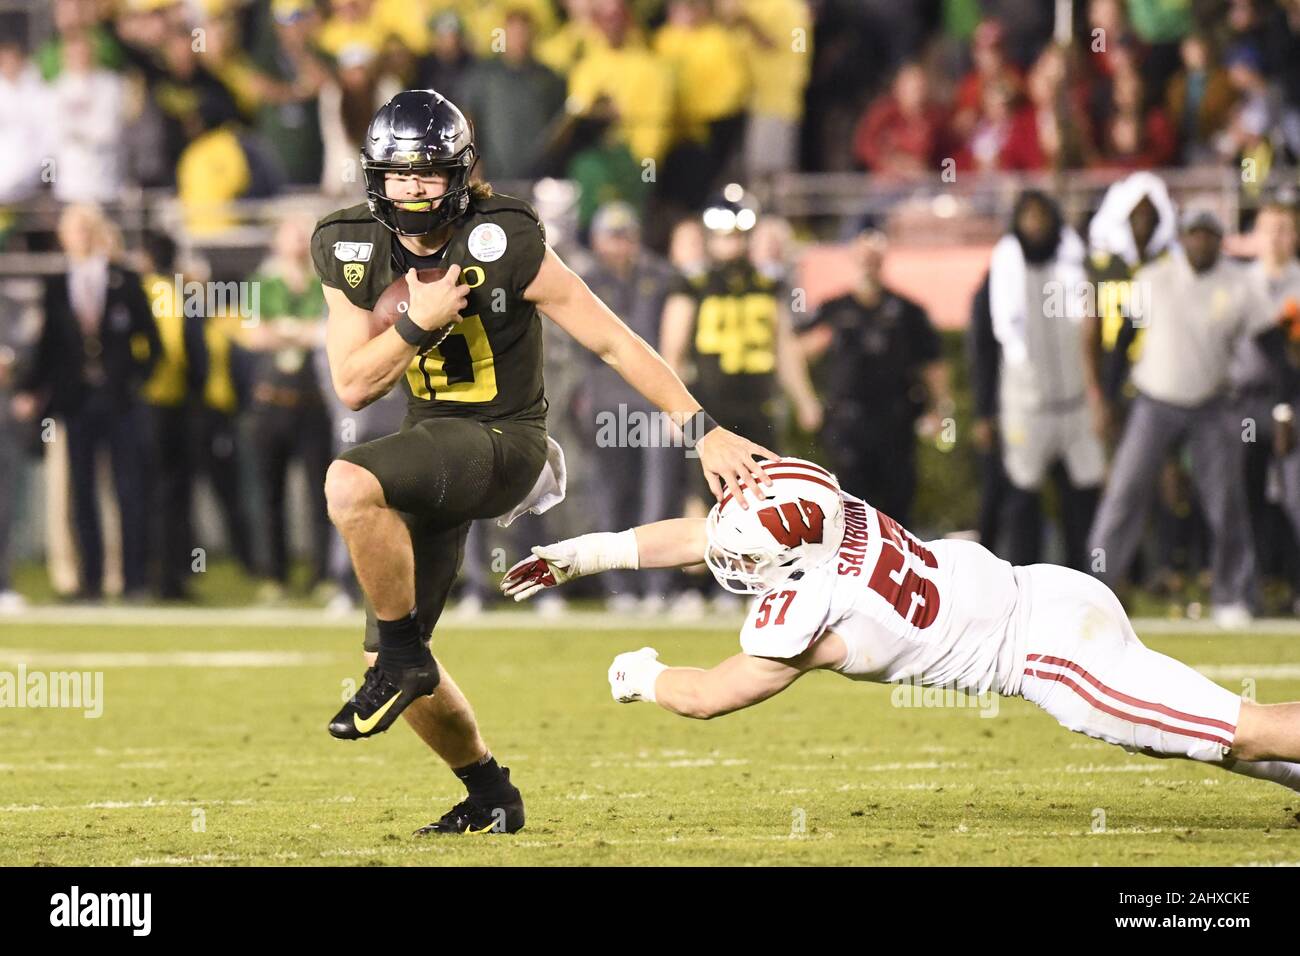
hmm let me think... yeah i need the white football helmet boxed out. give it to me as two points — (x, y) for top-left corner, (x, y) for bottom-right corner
(705, 457), (846, 595)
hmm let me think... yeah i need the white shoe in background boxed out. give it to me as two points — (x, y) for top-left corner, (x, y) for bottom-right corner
(0, 591), (26, 615)
(535, 593), (567, 619)
(452, 592), (485, 617)
(710, 592), (743, 615)
(668, 590), (707, 621)
(323, 591), (356, 618)
(1212, 604), (1253, 630)
(606, 593), (641, 615)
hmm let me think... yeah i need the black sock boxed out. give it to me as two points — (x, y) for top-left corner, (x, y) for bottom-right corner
(376, 609), (428, 669)
(453, 754), (510, 798)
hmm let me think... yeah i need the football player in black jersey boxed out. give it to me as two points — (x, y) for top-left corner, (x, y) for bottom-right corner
(660, 187), (821, 511)
(311, 90), (775, 835)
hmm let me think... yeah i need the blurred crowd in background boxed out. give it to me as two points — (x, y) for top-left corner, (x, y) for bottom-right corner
(6, 0), (1300, 230)
(1, 0), (1300, 623)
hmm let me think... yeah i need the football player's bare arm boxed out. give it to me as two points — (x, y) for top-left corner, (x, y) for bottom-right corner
(527, 247), (778, 503)
(633, 518), (707, 568)
(527, 247), (706, 420)
(324, 268), (467, 410)
(323, 285), (419, 410)
(611, 637), (845, 720)
(775, 305), (823, 433)
(499, 518), (707, 602)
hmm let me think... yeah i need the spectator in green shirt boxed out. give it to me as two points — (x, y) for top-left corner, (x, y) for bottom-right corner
(244, 215), (331, 600)
(1126, 0), (1194, 45)
(35, 0), (125, 81)
(458, 9), (567, 180)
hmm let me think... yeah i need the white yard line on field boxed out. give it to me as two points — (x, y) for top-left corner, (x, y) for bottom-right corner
(0, 797), (259, 812)
(1195, 664), (1300, 680)
(0, 649), (334, 668)
(0, 794), (375, 814)
(121, 841), (1300, 866)
(1128, 619), (1300, 635)
(6, 604), (1299, 635)
(0, 606), (748, 630)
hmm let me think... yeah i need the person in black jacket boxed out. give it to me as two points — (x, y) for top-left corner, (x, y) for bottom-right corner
(137, 231), (208, 600)
(15, 205), (160, 600)
(797, 228), (949, 525)
(966, 269), (1009, 553)
(0, 286), (35, 612)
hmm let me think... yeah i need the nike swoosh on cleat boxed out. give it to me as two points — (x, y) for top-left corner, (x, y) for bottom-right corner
(352, 691), (402, 734)
(467, 821), (499, 834)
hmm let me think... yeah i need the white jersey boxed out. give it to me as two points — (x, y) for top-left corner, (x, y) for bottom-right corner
(730, 490), (1258, 779)
(738, 494), (1025, 696)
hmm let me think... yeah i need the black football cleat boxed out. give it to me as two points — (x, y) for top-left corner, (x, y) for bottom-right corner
(328, 658), (440, 740)
(413, 770), (525, 835)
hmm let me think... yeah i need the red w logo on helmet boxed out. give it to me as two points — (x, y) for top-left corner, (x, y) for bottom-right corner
(758, 499), (825, 547)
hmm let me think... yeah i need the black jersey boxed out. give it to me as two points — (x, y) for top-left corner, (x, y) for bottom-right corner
(802, 290), (940, 421)
(1086, 250), (1145, 402)
(310, 191), (548, 425)
(676, 259), (780, 411)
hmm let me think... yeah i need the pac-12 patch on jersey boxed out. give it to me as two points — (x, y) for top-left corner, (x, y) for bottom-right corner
(467, 223), (508, 262)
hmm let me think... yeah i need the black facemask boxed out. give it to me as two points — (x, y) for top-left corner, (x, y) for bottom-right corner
(392, 204), (442, 237)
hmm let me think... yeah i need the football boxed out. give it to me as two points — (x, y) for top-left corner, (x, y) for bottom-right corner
(368, 267), (450, 345)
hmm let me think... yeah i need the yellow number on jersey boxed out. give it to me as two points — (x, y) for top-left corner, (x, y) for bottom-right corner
(694, 293), (776, 375)
(406, 313), (499, 403)
(1097, 278), (1146, 364)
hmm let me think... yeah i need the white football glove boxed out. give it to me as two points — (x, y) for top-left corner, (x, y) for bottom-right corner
(500, 530), (640, 602)
(608, 647), (668, 703)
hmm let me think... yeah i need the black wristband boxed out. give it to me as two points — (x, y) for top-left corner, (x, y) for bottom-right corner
(690, 410), (719, 441)
(394, 314), (427, 348)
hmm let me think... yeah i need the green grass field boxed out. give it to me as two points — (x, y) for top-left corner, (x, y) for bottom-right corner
(1, 613), (1298, 866)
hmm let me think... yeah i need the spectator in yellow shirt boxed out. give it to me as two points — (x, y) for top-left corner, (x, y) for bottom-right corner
(137, 231), (208, 600)
(367, 0), (558, 58)
(317, 0), (387, 57)
(720, 0), (811, 178)
(372, 0), (446, 55)
(183, 256), (257, 577)
(566, 0), (674, 165)
(537, 0), (637, 76)
(653, 0), (750, 208)
(459, 0), (559, 57)
(318, 0), (421, 71)
(650, 1), (750, 212)
(654, 0), (751, 145)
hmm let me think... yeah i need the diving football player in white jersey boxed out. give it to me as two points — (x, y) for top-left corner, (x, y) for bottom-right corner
(501, 458), (1300, 794)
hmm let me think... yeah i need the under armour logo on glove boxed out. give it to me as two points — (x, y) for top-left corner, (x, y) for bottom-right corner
(607, 648), (666, 704)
